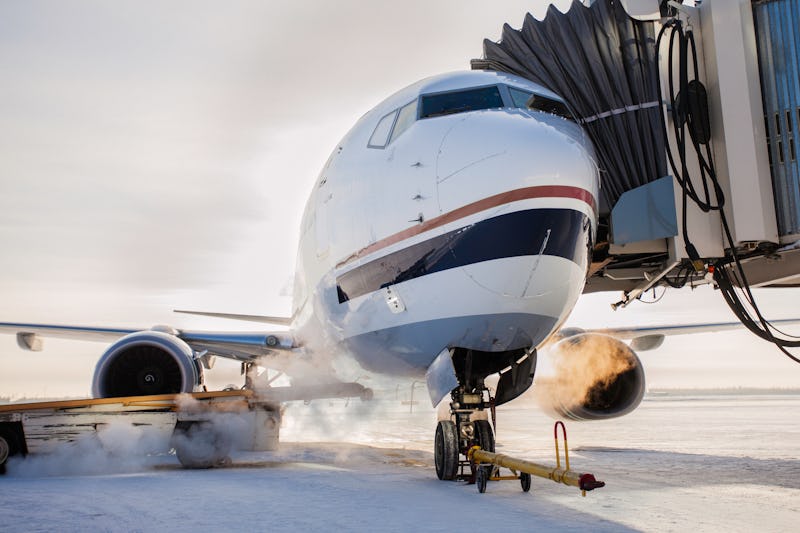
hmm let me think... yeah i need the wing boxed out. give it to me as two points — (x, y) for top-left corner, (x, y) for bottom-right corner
(0, 322), (294, 362)
(0, 320), (354, 399)
(0, 323), (136, 344)
(584, 318), (800, 351)
(593, 318), (800, 339)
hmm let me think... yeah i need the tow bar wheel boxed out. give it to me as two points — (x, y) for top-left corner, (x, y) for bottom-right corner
(434, 420), (458, 480)
(476, 466), (490, 493)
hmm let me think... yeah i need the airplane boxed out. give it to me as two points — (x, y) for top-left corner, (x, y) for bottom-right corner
(2, 69), (797, 480)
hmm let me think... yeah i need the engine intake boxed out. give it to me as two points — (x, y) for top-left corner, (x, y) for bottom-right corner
(536, 333), (645, 421)
(92, 331), (203, 398)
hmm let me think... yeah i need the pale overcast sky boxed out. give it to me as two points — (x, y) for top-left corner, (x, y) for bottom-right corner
(1, 1), (798, 398)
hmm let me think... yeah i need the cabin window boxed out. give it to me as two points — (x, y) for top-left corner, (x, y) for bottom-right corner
(420, 86), (503, 119)
(389, 100), (418, 143)
(368, 110), (397, 148)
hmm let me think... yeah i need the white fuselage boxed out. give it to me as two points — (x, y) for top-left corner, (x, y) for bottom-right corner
(291, 71), (599, 377)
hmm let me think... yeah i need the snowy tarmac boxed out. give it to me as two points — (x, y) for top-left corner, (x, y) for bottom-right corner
(2, 392), (798, 532)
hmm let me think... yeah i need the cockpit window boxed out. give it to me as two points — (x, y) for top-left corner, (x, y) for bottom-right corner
(420, 86), (503, 119)
(389, 100), (418, 143)
(529, 95), (574, 121)
(508, 87), (533, 109)
(368, 110), (397, 148)
(509, 86), (574, 121)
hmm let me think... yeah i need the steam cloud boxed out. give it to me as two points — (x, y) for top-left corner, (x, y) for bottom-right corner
(534, 334), (634, 414)
(6, 418), (171, 477)
(6, 396), (258, 477)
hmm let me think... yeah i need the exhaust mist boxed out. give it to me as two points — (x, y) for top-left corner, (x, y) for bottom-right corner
(534, 334), (645, 420)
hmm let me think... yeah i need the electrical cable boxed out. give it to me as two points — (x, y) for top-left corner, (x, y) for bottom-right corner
(636, 285), (667, 304)
(655, 17), (800, 364)
(663, 263), (692, 289)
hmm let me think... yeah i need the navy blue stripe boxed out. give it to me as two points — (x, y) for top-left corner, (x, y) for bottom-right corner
(336, 208), (590, 303)
(342, 313), (558, 375)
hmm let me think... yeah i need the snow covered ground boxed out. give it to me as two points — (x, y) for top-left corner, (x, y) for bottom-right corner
(2, 392), (798, 532)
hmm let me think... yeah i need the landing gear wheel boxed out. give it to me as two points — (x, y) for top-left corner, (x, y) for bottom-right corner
(476, 466), (490, 493)
(434, 420), (458, 481)
(473, 419), (495, 452)
(520, 472), (532, 492)
(469, 419), (495, 482)
(173, 422), (231, 469)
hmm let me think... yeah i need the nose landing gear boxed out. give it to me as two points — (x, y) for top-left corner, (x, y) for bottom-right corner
(434, 384), (496, 481)
(433, 346), (536, 482)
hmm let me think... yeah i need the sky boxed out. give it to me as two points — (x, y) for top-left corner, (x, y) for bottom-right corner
(0, 0), (799, 399)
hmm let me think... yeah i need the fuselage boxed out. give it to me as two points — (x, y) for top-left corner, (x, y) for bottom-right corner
(291, 71), (599, 377)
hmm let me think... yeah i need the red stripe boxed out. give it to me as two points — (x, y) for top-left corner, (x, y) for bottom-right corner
(336, 185), (596, 268)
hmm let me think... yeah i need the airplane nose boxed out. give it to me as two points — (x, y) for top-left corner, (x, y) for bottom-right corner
(433, 110), (596, 304)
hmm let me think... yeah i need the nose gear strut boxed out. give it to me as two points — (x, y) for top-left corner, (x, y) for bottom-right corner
(434, 382), (496, 481)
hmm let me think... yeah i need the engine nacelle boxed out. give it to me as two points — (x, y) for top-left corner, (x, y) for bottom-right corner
(92, 331), (203, 398)
(536, 333), (645, 421)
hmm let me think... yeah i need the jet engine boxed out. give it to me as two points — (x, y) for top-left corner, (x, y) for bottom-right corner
(536, 333), (645, 421)
(91, 330), (203, 398)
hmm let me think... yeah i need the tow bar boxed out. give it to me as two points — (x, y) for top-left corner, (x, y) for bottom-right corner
(468, 421), (605, 496)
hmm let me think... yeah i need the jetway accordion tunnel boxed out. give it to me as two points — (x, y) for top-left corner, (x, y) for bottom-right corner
(473, 0), (799, 237)
(472, 0), (800, 363)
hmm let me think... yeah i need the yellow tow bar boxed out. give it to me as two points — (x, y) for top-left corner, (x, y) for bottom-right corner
(467, 421), (605, 496)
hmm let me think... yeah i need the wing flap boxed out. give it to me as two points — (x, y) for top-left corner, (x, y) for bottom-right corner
(173, 310), (293, 326)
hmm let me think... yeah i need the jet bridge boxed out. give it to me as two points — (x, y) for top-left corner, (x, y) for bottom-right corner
(473, 0), (800, 303)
